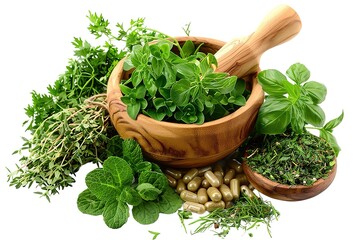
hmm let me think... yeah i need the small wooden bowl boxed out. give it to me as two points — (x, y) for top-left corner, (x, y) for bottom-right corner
(107, 37), (264, 168)
(242, 160), (337, 201)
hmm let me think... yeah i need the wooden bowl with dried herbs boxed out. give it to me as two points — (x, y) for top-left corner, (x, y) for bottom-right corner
(242, 63), (343, 201)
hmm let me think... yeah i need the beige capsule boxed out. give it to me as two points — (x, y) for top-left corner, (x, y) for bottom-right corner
(228, 159), (243, 173)
(180, 190), (199, 202)
(165, 168), (182, 180)
(213, 163), (224, 176)
(204, 200), (225, 212)
(204, 171), (220, 187)
(207, 187), (222, 202)
(176, 179), (186, 193)
(236, 173), (249, 185)
(183, 201), (206, 214)
(230, 178), (240, 200)
(248, 183), (255, 190)
(201, 178), (211, 188)
(240, 185), (256, 199)
(219, 184), (233, 202)
(223, 169), (236, 185)
(165, 174), (177, 188)
(183, 168), (199, 184)
(214, 171), (224, 185)
(197, 188), (209, 204)
(187, 176), (202, 192)
(197, 166), (212, 176)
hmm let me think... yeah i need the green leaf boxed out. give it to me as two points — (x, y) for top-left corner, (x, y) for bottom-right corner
(157, 186), (183, 214)
(170, 79), (192, 106)
(255, 97), (292, 134)
(163, 63), (176, 88)
(122, 139), (143, 166)
(134, 161), (153, 173)
(138, 171), (168, 193)
(303, 81), (327, 104)
(320, 129), (341, 156)
(132, 201), (160, 225)
(85, 169), (119, 201)
(119, 186), (143, 206)
(286, 63), (310, 84)
(103, 157), (133, 187)
(290, 103), (305, 133)
(175, 62), (198, 78)
(106, 135), (123, 157)
(323, 110), (344, 132)
(143, 77), (157, 97)
(151, 57), (164, 77)
(126, 101), (141, 120)
(181, 40), (195, 58)
(137, 183), (162, 201)
(303, 104), (325, 127)
(103, 199), (129, 229)
(257, 69), (288, 95)
(135, 85), (146, 99)
(77, 189), (105, 216)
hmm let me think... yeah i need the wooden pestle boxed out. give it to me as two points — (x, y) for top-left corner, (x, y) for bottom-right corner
(214, 5), (302, 78)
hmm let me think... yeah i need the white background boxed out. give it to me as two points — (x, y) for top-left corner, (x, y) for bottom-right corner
(0, 0), (359, 239)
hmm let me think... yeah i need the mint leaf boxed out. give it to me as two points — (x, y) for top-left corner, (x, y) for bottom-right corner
(157, 186), (183, 214)
(137, 183), (162, 201)
(85, 169), (119, 200)
(77, 189), (105, 216)
(139, 171), (168, 193)
(132, 201), (160, 225)
(134, 161), (153, 174)
(119, 186), (143, 206)
(122, 139), (143, 167)
(286, 63), (310, 84)
(103, 199), (129, 229)
(103, 156), (133, 187)
(106, 135), (123, 157)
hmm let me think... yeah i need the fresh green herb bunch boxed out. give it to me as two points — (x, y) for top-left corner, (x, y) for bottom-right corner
(121, 38), (248, 124)
(189, 195), (279, 238)
(255, 63), (343, 155)
(77, 137), (182, 229)
(7, 12), (165, 200)
(246, 131), (336, 185)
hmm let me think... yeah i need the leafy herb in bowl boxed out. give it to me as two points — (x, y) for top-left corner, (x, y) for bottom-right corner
(243, 63), (344, 201)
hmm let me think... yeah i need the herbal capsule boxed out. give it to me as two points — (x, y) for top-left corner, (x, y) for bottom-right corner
(187, 176), (202, 192)
(219, 184), (233, 202)
(180, 190), (199, 202)
(201, 178), (211, 188)
(183, 201), (206, 214)
(204, 200), (225, 212)
(213, 171), (224, 185)
(241, 185), (256, 199)
(248, 183), (255, 190)
(223, 169), (236, 185)
(236, 173), (249, 185)
(165, 174), (177, 188)
(183, 168), (199, 184)
(197, 166), (212, 176)
(204, 171), (220, 187)
(207, 187), (222, 202)
(165, 168), (182, 180)
(197, 188), (209, 204)
(230, 178), (240, 200)
(213, 163), (224, 176)
(176, 179), (186, 193)
(228, 159), (243, 173)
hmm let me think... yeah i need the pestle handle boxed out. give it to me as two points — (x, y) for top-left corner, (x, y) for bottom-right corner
(215, 5), (302, 78)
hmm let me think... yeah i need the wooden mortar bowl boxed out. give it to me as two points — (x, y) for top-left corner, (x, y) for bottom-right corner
(242, 159), (337, 201)
(107, 37), (264, 168)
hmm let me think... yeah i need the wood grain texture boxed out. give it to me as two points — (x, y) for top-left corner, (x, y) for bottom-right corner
(242, 160), (337, 201)
(107, 37), (264, 168)
(215, 5), (302, 78)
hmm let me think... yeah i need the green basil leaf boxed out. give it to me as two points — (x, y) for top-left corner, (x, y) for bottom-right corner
(286, 62), (310, 84)
(303, 104), (325, 127)
(119, 186), (143, 206)
(138, 171), (168, 193)
(170, 79), (192, 106)
(255, 97), (291, 134)
(103, 157), (133, 187)
(157, 186), (183, 214)
(85, 169), (119, 201)
(257, 69), (288, 95)
(290, 103), (305, 133)
(136, 183), (162, 201)
(122, 138), (143, 167)
(103, 199), (129, 229)
(181, 40), (195, 58)
(302, 81), (327, 104)
(323, 110), (344, 132)
(132, 201), (160, 225)
(320, 129), (341, 156)
(77, 189), (105, 216)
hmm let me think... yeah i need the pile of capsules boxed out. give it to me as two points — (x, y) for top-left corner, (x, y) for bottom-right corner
(164, 158), (256, 214)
